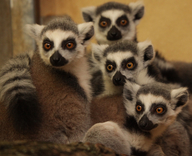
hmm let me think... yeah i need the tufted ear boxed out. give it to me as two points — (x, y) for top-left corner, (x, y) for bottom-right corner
(78, 22), (94, 45)
(171, 87), (189, 112)
(81, 6), (97, 22)
(129, 1), (145, 25)
(25, 24), (45, 41)
(123, 80), (140, 101)
(91, 44), (108, 63)
(137, 40), (155, 67)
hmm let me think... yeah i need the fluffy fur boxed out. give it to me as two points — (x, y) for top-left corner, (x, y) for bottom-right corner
(83, 1), (190, 95)
(84, 81), (191, 156)
(154, 52), (192, 93)
(90, 40), (164, 97)
(0, 17), (94, 143)
(0, 51), (41, 133)
(82, 1), (144, 44)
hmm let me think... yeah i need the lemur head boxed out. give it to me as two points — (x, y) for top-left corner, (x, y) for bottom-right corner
(26, 16), (94, 68)
(82, 1), (144, 44)
(123, 81), (189, 132)
(91, 40), (155, 86)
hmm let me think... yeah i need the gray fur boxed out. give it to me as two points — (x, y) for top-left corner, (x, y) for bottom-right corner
(41, 16), (79, 36)
(0, 51), (42, 133)
(83, 121), (131, 155)
(103, 40), (138, 57)
(96, 2), (131, 15)
(136, 83), (171, 100)
(0, 53), (33, 106)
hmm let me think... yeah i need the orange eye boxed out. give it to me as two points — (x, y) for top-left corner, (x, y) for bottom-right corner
(66, 42), (74, 49)
(100, 21), (108, 27)
(126, 62), (134, 69)
(107, 64), (113, 71)
(136, 105), (142, 112)
(120, 19), (128, 26)
(44, 43), (51, 50)
(156, 107), (164, 114)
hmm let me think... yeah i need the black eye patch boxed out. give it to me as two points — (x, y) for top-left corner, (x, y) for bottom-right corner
(135, 101), (145, 114)
(116, 15), (129, 27)
(121, 57), (137, 70)
(99, 16), (111, 28)
(43, 38), (54, 52)
(61, 37), (76, 51)
(150, 103), (167, 116)
(105, 60), (116, 73)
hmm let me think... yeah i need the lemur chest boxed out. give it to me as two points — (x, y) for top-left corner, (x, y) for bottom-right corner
(30, 54), (88, 112)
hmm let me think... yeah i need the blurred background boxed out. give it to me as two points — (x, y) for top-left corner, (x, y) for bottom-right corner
(1, 0), (192, 67)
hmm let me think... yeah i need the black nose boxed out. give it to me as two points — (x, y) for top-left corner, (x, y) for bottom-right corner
(107, 26), (122, 41)
(50, 51), (68, 67)
(138, 115), (158, 131)
(112, 71), (125, 86)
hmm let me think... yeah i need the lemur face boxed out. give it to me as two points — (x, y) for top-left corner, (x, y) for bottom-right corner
(123, 81), (189, 132)
(82, 1), (144, 44)
(26, 17), (94, 68)
(91, 40), (155, 86)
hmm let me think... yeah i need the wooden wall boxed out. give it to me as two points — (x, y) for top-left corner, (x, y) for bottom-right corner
(39, 0), (192, 62)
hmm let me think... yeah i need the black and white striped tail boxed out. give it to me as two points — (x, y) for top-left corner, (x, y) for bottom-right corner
(0, 52), (42, 133)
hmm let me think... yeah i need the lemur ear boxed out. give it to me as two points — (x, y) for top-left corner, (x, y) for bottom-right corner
(25, 24), (45, 40)
(129, 1), (145, 25)
(91, 44), (109, 63)
(123, 80), (140, 101)
(137, 40), (155, 67)
(171, 87), (189, 111)
(78, 22), (94, 45)
(81, 6), (97, 22)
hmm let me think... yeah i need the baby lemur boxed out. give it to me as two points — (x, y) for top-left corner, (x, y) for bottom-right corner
(0, 16), (94, 143)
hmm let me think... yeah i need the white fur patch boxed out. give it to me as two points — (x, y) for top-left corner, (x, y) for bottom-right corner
(106, 51), (134, 73)
(39, 30), (83, 66)
(62, 56), (92, 102)
(138, 94), (168, 113)
(135, 68), (156, 85)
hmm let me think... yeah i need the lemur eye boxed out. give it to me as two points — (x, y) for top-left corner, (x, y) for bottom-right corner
(126, 62), (134, 69)
(66, 42), (74, 49)
(44, 42), (52, 50)
(136, 105), (142, 112)
(120, 19), (128, 26)
(100, 21), (108, 27)
(156, 107), (164, 114)
(107, 64), (113, 71)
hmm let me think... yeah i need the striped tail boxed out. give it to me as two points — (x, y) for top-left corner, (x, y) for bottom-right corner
(0, 52), (42, 133)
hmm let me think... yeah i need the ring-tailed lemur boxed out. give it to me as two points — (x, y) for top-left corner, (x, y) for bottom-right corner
(0, 16), (94, 143)
(84, 81), (191, 156)
(82, 1), (144, 44)
(90, 40), (164, 97)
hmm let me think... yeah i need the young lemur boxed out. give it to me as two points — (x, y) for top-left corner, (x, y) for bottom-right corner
(82, 1), (144, 44)
(90, 40), (163, 97)
(84, 81), (191, 156)
(0, 17), (94, 143)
